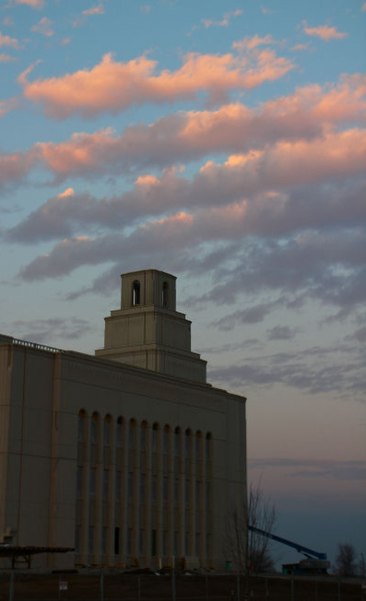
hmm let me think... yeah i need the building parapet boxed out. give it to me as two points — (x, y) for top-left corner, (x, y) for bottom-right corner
(0, 334), (63, 355)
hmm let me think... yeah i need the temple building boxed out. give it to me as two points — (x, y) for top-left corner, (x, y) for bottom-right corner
(0, 269), (247, 570)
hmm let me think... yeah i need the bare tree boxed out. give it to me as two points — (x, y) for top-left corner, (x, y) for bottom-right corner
(225, 483), (276, 574)
(225, 504), (247, 572)
(358, 553), (366, 578)
(247, 483), (276, 573)
(334, 543), (357, 577)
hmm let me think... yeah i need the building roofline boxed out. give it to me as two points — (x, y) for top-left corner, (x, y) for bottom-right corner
(0, 333), (246, 403)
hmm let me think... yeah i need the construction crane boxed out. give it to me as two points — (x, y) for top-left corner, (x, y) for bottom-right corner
(248, 525), (330, 575)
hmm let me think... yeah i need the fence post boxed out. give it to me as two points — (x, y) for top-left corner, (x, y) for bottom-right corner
(171, 563), (176, 601)
(100, 568), (104, 601)
(8, 571), (14, 601)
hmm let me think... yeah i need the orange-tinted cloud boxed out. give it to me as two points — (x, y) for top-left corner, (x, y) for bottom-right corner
(18, 43), (294, 118)
(31, 17), (54, 37)
(201, 129), (366, 191)
(82, 5), (105, 16)
(2, 74), (365, 188)
(31, 74), (366, 180)
(0, 53), (16, 62)
(15, 0), (44, 7)
(0, 97), (18, 117)
(7, 126), (366, 249)
(0, 32), (20, 49)
(202, 9), (243, 28)
(303, 22), (347, 41)
(0, 150), (36, 186)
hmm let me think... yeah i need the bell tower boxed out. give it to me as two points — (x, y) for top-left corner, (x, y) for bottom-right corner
(95, 269), (207, 383)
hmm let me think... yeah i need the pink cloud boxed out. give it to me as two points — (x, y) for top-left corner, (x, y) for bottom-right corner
(303, 22), (347, 41)
(0, 73), (364, 191)
(82, 5), (105, 16)
(0, 150), (36, 186)
(29, 74), (365, 181)
(0, 70), (362, 193)
(201, 129), (366, 192)
(0, 97), (18, 117)
(7, 125), (366, 250)
(36, 128), (121, 177)
(0, 73), (362, 187)
(15, 0), (44, 7)
(16, 155), (366, 282)
(57, 187), (75, 198)
(202, 9), (243, 28)
(0, 32), (20, 49)
(18, 44), (294, 118)
(233, 34), (275, 50)
(0, 53), (16, 63)
(31, 17), (54, 37)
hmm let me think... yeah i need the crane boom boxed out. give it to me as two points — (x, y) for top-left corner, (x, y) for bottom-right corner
(248, 526), (327, 560)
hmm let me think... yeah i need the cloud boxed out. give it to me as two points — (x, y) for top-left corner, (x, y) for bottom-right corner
(5, 125), (366, 251)
(209, 343), (366, 398)
(0, 149), (36, 186)
(31, 17), (54, 37)
(13, 184), (366, 319)
(0, 97), (18, 117)
(12, 317), (92, 344)
(202, 9), (243, 28)
(58, 187), (75, 198)
(213, 303), (277, 330)
(260, 7), (273, 16)
(73, 3), (105, 26)
(11, 74), (363, 181)
(0, 32), (20, 49)
(248, 458), (366, 481)
(267, 326), (297, 340)
(15, 0), (44, 7)
(349, 326), (366, 343)
(0, 71), (359, 186)
(302, 22), (347, 41)
(82, 5), (104, 16)
(18, 42), (294, 118)
(0, 53), (16, 62)
(233, 34), (275, 50)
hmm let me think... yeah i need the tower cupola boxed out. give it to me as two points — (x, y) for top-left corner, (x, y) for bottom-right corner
(95, 269), (207, 383)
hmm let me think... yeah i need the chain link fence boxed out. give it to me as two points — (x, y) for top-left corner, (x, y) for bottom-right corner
(0, 571), (365, 601)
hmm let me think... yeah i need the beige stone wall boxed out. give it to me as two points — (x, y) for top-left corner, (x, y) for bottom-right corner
(0, 342), (246, 571)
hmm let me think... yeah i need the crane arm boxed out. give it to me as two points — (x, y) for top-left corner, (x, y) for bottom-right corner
(248, 525), (327, 560)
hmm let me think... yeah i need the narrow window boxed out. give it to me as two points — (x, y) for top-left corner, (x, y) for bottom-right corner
(75, 525), (81, 553)
(151, 529), (157, 556)
(132, 280), (140, 305)
(78, 410), (86, 443)
(162, 281), (168, 308)
(76, 466), (83, 498)
(114, 527), (120, 555)
(88, 526), (94, 555)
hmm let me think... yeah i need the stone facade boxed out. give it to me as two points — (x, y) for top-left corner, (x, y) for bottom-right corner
(0, 270), (247, 571)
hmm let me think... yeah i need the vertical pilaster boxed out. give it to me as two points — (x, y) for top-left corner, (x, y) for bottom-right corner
(79, 413), (90, 565)
(94, 414), (103, 565)
(120, 418), (128, 565)
(167, 428), (174, 563)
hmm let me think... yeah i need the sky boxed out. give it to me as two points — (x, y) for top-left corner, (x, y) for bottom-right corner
(0, 0), (365, 570)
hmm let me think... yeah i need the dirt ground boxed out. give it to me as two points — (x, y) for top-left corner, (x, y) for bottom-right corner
(0, 572), (364, 601)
